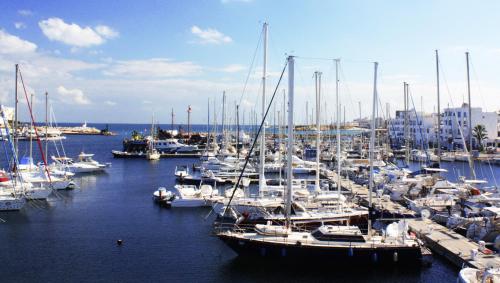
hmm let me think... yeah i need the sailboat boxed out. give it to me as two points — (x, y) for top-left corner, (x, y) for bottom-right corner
(146, 115), (161, 160)
(216, 57), (422, 264)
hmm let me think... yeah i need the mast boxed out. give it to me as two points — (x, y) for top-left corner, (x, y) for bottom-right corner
(14, 64), (18, 155)
(236, 104), (240, 159)
(187, 105), (192, 139)
(435, 50), (441, 161)
(368, 62), (379, 239)
(45, 91), (48, 161)
(404, 82), (410, 164)
(30, 93), (33, 170)
(314, 71), (322, 192)
(335, 59), (341, 211)
(306, 101), (309, 127)
(259, 22), (268, 192)
(280, 89), (285, 187)
(171, 108), (174, 132)
(207, 98), (210, 151)
(285, 56), (294, 227)
(222, 91), (226, 147)
(465, 52), (475, 179)
(358, 101), (361, 121)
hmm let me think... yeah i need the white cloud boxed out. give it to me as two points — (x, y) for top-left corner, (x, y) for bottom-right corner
(38, 18), (117, 47)
(103, 58), (202, 78)
(221, 64), (245, 73)
(104, 100), (116, 106)
(0, 30), (37, 54)
(190, 26), (232, 45)
(14, 22), (27, 29)
(95, 25), (119, 39)
(18, 10), (33, 16)
(56, 86), (91, 105)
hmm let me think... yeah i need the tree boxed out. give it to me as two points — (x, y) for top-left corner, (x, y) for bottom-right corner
(472, 124), (487, 151)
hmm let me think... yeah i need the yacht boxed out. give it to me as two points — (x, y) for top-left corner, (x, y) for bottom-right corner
(52, 152), (109, 174)
(169, 184), (221, 207)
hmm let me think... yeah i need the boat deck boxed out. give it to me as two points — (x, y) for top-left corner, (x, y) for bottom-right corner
(407, 219), (500, 269)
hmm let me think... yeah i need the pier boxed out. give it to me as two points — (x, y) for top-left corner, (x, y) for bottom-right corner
(320, 168), (416, 218)
(408, 219), (500, 269)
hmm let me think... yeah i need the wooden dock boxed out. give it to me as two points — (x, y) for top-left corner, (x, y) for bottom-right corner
(320, 168), (416, 217)
(407, 219), (500, 269)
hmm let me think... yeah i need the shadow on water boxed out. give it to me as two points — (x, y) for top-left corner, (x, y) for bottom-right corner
(217, 256), (432, 283)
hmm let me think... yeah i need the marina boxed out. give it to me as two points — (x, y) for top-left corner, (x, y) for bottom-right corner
(1, 1), (500, 282)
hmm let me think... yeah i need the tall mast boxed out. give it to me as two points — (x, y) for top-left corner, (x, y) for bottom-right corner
(187, 105), (192, 139)
(171, 108), (174, 132)
(285, 56), (294, 227)
(280, 89), (285, 187)
(222, 91), (226, 146)
(45, 91), (48, 161)
(465, 52), (475, 179)
(207, 98), (210, 150)
(306, 101), (309, 126)
(435, 50), (441, 161)
(314, 71), (322, 192)
(404, 82), (410, 164)
(335, 59), (341, 211)
(259, 22), (268, 192)
(236, 104), (240, 159)
(14, 64), (18, 155)
(30, 92), (33, 170)
(368, 62), (379, 239)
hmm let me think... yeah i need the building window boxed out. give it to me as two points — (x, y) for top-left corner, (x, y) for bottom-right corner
(458, 112), (461, 117)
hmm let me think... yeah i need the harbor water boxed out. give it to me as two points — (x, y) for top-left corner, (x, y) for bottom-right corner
(2, 123), (497, 282)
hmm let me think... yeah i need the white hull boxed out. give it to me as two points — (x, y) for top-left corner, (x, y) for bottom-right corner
(0, 197), (26, 211)
(25, 188), (52, 200)
(170, 198), (209, 207)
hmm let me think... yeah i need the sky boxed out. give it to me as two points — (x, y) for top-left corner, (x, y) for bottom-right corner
(0, 0), (499, 124)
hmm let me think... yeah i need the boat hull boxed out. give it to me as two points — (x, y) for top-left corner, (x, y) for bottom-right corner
(217, 233), (422, 265)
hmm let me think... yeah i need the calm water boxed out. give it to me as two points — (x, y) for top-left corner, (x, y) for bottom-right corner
(0, 123), (486, 282)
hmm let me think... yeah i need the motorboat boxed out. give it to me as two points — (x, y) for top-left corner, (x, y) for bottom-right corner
(170, 184), (220, 207)
(174, 165), (190, 178)
(52, 153), (109, 174)
(153, 187), (175, 203)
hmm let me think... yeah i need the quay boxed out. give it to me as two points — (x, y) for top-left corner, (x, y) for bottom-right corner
(112, 151), (202, 158)
(320, 168), (416, 218)
(408, 219), (500, 269)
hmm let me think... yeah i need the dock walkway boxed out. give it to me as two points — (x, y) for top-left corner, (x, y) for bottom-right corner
(320, 168), (416, 217)
(408, 219), (500, 269)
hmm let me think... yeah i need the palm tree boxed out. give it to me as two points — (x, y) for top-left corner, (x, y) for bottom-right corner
(472, 124), (487, 151)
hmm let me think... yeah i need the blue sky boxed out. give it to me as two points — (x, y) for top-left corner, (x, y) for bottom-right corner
(0, 0), (499, 124)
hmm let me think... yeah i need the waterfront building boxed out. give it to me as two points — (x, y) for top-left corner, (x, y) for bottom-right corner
(387, 109), (437, 148)
(440, 103), (497, 150)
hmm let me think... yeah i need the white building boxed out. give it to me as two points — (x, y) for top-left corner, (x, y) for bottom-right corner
(440, 103), (497, 150)
(388, 110), (437, 147)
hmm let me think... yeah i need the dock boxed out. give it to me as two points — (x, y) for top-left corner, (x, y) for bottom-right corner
(320, 168), (500, 269)
(408, 218), (500, 269)
(320, 168), (416, 218)
(112, 151), (201, 158)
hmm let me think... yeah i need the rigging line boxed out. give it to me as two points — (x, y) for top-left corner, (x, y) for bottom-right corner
(237, 27), (263, 106)
(223, 60), (288, 216)
(468, 55), (488, 112)
(0, 105), (26, 194)
(295, 56), (373, 64)
(18, 69), (53, 185)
